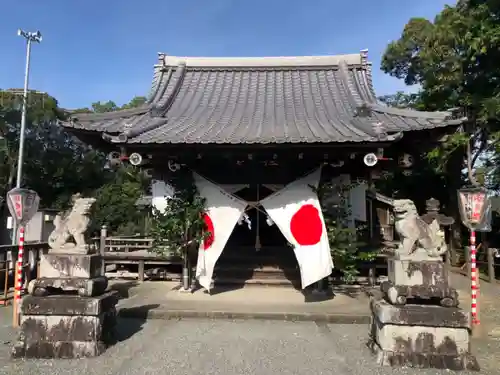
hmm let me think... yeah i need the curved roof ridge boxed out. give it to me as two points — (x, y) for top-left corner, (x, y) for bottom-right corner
(157, 52), (366, 68)
(365, 101), (453, 120)
(70, 105), (150, 122)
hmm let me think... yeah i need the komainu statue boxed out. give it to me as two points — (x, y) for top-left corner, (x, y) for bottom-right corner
(392, 199), (447, 258)
(48, 193), (96, 253)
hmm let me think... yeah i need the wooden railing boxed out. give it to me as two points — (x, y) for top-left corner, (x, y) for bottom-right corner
(95, 226), (182, 282)
(452, 246), (500, 284)
(0, 242), (49, 305)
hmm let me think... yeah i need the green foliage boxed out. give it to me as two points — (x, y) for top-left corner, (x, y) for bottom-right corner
(149, 169), (207, 257)
(316, 180), (376, 284)
(378, 91), (423, 110)
(72, 97), (147, 114)
(0, 90), (150, 240)
(68, 96), (150, 235)
(381, 0), (500, 189)
(0, 90), (107, 210)
(89, 165), (148, 236)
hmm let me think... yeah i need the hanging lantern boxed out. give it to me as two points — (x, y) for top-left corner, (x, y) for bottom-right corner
(398, 153), (414, 168)
(6, 188), (40, 226)
(457, 187), (488, 229)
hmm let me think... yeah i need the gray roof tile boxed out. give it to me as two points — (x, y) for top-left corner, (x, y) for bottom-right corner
(62, 51), (463, 144)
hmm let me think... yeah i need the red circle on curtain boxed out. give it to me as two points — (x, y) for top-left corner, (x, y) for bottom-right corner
(289, 204), (323, 246)
(203, 213), (215, 250)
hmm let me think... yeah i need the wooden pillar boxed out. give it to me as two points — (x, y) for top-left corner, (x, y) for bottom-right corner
(487, 246), (495, 283)
(100, 226), (107, 275)
(465, 246), (472, 279)
(138, 260), (145, 282)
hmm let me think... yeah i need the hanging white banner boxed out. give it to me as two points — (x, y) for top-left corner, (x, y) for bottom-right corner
(350, 183), (367, 222)
(151, 180), (174, 213)
(194, 173), (248, 291)
(220, 184), (249, 194)
(260, 168), (333, 289)
(263, 184), (285, 192)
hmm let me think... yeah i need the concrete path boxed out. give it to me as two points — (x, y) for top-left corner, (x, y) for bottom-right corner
(113, 281), (371, 323)
(0, 319), (497, 375)
(451, 272), (500, 338)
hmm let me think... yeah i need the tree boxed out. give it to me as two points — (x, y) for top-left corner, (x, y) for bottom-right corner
(72, 96), (147, 114)
(381, 0), (500, 247)
(71, 96), (150, 235)
(89, 165), (149, 235)
(148, 169), (207, 257)
(381, 0), (500, 190)
(379, 91), (422, 110)
(0, 89), (107, 209)
(0, 91), (150, 239)
(315, 180), (375, 284)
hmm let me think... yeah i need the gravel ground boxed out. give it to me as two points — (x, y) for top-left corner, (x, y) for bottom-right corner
(0, 318), (495, 375)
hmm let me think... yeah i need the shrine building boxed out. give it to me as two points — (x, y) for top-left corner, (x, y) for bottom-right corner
(61, 50), (464, 288)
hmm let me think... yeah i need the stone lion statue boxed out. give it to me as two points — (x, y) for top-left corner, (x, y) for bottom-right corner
(48, 194), (96, 253)
(393, 199), (447, 258)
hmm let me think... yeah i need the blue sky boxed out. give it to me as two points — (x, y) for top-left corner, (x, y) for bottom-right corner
(1, 0), (453, 109)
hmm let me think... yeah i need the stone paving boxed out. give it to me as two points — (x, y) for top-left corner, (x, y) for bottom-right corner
(0, 271), (498, 373)
(0, 318), (498, 375)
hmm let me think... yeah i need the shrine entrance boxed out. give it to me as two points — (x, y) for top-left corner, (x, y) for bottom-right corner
(213, 183), (301, 289)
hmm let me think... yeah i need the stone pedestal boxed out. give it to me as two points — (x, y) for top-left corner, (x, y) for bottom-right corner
(368, 297), (479, 371)
(39, 252), (102, 278)
(12, 291), (118, 359)
(382, 256), (458, 307)
(30, 253), (107, 296)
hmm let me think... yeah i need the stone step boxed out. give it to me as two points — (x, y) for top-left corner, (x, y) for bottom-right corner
(213, 266), (300, 281)
(213, 278), (296, 287)
(217, 254), (297, 267)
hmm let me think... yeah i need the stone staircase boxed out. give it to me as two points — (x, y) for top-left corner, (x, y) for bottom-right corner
(213, 246), (301, 288)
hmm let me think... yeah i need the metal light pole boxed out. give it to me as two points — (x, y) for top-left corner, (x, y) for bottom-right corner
(15, 29), (42, 189)
(10, 30), (42, 244)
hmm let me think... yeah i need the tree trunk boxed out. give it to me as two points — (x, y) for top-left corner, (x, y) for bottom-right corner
(444, 149), (464, 257)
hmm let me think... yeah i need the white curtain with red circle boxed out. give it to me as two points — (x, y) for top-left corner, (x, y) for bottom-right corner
(193, 173), (248, 291)
(259, 167), (334, 289)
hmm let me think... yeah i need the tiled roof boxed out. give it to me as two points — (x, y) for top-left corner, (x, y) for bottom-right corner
(61, 50), (464, 145)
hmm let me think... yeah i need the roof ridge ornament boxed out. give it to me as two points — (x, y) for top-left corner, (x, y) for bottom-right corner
(360, 49), (369, 66)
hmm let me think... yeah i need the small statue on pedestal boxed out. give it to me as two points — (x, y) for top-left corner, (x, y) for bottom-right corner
(382, 199), (458, 307)
(13, 194), (118, 359)
(28, 194), (106, 297)
(368, 198), (479, 371)
(47, 193), (96, 253)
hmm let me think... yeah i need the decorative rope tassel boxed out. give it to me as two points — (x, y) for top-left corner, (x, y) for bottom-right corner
(255, 184), (261, 252)
(470, 231), (480, 326)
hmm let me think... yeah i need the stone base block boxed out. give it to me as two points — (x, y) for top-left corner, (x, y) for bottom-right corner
(381, 280), (458, 307)
(368, 297), (479, 371)
(12, 291), (118, 359)
(39, 253), (103, 279)
(12, 340), (107, 359)
(367, 339), (480, 371)
(28, 276), (108, 297)
(385, 257), (458, 306)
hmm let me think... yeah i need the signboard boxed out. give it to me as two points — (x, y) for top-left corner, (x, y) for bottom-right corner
(6, 188), (40, 226)
(457, 187), (489, 230)
(475, 198), (492, 233)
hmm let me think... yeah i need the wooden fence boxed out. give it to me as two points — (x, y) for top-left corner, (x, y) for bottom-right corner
(452, 245), (500, 284)
(1, 227), (498, 304)
(94, 226), (183, 282)
(0, 242), (49, 305)
(94, 226), (500, 285)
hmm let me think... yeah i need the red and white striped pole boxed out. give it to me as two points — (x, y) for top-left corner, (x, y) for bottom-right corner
(13, 226), (25, 327)
(470, 230), (480, 327)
